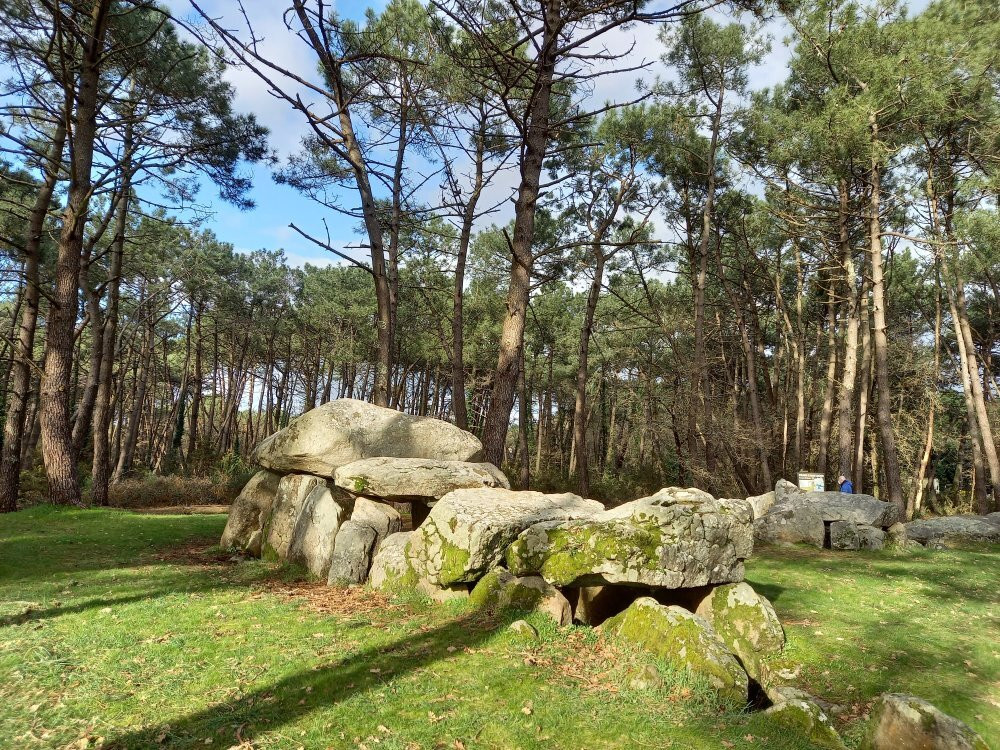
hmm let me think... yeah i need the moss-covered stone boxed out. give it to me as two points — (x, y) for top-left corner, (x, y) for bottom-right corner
(603, 597), (748, 705)
(468, 567), (571, 625)
(764, 698), (847, 749)
(860, 693), (990, 750)
(505, 487), (751, 589)
(406, 488), (603, 586)
(884, 522), (908, 551)
(506, 519), (663, 585)
(508, 620), (538, 638)
(369, 532), (420, 593)
(468, 567), (514, 609)
(695, 582), (784, 680)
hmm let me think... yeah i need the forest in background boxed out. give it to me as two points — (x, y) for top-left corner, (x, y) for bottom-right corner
(1, 0), (998, 517)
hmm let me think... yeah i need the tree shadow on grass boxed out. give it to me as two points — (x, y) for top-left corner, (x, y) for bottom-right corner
(104, 608), (502, 750)
(0, 571), (251, 627)
(744, 580), (784, 603)
(753, 545), (999, 744)
(0, 506), (230, 583)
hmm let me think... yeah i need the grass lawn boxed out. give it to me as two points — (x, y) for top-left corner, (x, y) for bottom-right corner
(1, 506), (996, 749)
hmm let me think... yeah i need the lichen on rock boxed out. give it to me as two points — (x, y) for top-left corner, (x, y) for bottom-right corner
(695, 582), (784, 681)
(764, 697), (847, 749)
(368, 532), (419, 592)
(860, 693), (990, 750)
(406, 488), (603, 586)
(602, 597), (748, 705)
(506, 487), (752, 589)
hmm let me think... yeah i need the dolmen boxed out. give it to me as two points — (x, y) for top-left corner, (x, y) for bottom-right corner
(221, 398), (509, 584)
(751, 478), (1000, 550)
(750, 479), (905, 550)
(378, 484), (782, 706)
(222, 399), (789, 708)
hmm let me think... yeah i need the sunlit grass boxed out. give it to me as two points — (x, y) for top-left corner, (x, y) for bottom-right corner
(1, 506), (995, 749)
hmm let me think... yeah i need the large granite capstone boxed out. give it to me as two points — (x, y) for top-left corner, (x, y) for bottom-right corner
(333, 457), (509, 502)
(775, 491), (900, 527)
(406, 488), (603, 587)
(505, 487), (752, 588)
(254, 398), (483, 477)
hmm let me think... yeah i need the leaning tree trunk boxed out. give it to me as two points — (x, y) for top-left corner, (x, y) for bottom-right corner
(479, 6), (559, 467)
(0, 119), (67, 512)
(953, 277), (1000, 506)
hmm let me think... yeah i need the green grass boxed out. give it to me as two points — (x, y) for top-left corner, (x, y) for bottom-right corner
(0, 507), (996, 749)
(746, 544), (1000, 747)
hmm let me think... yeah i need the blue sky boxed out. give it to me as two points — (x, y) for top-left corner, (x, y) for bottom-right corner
(163, 0), (390, 267)
(163, 0), (930, 269)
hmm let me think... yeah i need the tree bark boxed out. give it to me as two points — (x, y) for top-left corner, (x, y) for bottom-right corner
(867, 155), (904, 513)
(91, 159), (130, 505)
(480, 1), (559, 466)
(911, 270), (941, 518)
(40, 1), (112, 505)
(572, 251), (606, 496)
(816, 279), (838, 478)
(0, 118), (67, 512)
(836, 179), (861, 481)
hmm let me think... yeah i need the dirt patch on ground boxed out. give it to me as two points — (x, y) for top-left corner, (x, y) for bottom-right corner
(260, 580), (409, 619)
(148, 540), (233, 567)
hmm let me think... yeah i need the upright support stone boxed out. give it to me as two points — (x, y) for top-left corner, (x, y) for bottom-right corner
(602, 598), (749, 705)
(263, 474), (328, 561)
(221, 469), (282, 553)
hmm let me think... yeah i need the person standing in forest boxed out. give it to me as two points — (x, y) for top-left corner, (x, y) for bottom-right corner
(838, 475), (854, 494)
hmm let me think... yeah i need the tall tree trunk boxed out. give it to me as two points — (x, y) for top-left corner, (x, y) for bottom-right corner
(450, 118), (487, 430)
(952, 275), (1000, 506)
(853, 288), (872, 492)
(113, 319), (152, 482)
(572, 251), (606, 496)
(480, 4), (559, 466)
(911, 270), (941, 518)
(40, 1), (112, 505)
(0, 119), (67, 512)
(692, 93), (725, 480)
(91, 158), (130, 506)
(187, 300), (204, 457)
(817, 280), (838, 478)
(518, 354), (530, 489)
(867, 156), (904, 513)
(836, 179), (861, 481)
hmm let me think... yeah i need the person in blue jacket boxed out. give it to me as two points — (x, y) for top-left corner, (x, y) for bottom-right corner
(838, 474), (854, 493)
